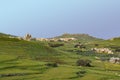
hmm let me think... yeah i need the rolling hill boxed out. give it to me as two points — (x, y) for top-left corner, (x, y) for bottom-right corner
(54, 33), (103, 42)
(0, 33), (14, 38)
(0, 32), (120, 80)
(0, 33), (61, 61)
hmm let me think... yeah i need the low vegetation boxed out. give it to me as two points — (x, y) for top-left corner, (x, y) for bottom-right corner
(0, 33), (120, 80)
(76, 59), (92, 67)
(48, 42), (64, 47)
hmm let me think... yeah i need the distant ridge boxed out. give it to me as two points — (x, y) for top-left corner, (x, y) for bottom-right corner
(109, 37), (120, 40)
(0, 32), (16, 38)
(1, 32), (119, 42)
(54, 33), (103, 41)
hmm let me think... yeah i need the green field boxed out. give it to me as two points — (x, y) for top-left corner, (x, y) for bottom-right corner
(0, 33), (120, 80)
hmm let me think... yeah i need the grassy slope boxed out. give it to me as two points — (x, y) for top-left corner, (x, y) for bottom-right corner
(0, 35), (63, 80)
(0, 33), (120, 80)
(54, 33), (103, 42)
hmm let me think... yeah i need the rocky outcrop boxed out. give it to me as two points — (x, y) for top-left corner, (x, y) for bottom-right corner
(57, 38), (77, 42)
(36, 38), (48, 41)
(36, 37), (77, 42)
(109, 57), (120, 64)
(91, 48), (113, 54)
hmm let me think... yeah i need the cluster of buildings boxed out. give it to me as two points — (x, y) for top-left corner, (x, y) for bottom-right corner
(9, 33), (77, 42)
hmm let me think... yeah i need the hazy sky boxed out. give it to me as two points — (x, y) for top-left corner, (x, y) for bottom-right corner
(0, 0), (120, 39)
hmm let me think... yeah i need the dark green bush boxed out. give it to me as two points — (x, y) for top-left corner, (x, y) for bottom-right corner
(76, 70), (86, 77)
(76, 59), (91, 67)
(45, 63), (58, 67)
(48, 43), (64, 47)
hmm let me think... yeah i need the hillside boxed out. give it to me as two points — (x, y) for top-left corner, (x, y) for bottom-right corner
(0, 33), (13, 38)
(0, 33), (120, 80)
(0, 33), (61, 61)
(109, 37), (120, 42)
(55, 33), (103, 42)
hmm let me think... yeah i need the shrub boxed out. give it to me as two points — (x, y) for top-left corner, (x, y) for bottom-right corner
(45, 63), (58, 67)
(94, 43), (99, 46)
(100, 57), (110, 61)
(48, 43), (64, 47)
(76, 70), (86, 77)
(76, 59), (91, 67)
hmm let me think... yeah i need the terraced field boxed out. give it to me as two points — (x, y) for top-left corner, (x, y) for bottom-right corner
(0, 33), (120, 80)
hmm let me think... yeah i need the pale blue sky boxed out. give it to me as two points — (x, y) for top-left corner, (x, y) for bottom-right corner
(0, 0), (120, 39)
